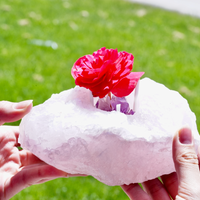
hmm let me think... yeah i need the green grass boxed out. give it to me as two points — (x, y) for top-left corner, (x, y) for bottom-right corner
(12, 177), (127, 200)
(0, 0), (200, 199)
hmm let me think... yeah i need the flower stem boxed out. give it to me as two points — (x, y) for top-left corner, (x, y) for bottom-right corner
(108, 92), (112, 99)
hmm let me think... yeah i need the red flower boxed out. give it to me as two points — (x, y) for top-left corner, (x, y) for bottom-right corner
(71, 47), (144, 98)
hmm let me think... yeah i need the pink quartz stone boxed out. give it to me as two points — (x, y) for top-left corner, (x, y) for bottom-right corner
(19, 78), (200, 186)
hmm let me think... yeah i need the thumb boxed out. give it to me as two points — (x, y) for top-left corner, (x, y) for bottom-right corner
(0, 100), (32, 125)
(173, 128), (200, 199)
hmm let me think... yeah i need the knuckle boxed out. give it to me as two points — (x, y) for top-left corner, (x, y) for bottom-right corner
(162, 172), (177, 189)
(0, 101), (9, 110)
(0, 101), (11, 120)
(178, 184), (200, 200)
(176, 151), (198, 165)
(146, 181), (163, 195)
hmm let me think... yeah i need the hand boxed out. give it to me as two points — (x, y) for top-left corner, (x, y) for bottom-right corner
(121, 128), (200, 200)
(0, 100), (70, 200)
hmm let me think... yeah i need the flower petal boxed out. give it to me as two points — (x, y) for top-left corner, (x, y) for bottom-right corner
(71, 47), (143, 98)
(111, 72), (144, 97)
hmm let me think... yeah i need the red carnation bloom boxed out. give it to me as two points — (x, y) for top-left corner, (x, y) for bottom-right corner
(71, 47), (144, 98)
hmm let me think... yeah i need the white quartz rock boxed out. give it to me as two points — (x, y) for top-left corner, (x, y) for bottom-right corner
(19, 78), (200, 186)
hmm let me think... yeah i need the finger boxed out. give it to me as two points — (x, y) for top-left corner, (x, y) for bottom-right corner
(0, 126), (22, 147)
(0, 100), (32, 125)
(121, 183), (151, 200)
(4, 163), (68, 199)
(19, 150), (88, 174)
(142, 178), (171, 200)
(198, 146), (200, 171)
(173, 128), (200, 198)
(19, 150), (44, 166)
(161, 172), (178, 199)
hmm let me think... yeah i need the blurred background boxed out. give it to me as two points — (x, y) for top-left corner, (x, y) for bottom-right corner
(0, 0), (200, 199)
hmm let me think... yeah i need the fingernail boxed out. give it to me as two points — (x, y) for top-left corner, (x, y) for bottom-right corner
(13, 100), (33, 110)
(179, 128), (192, 144)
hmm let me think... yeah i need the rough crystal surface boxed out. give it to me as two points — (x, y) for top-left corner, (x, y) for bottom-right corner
(19, 78), (200, 186)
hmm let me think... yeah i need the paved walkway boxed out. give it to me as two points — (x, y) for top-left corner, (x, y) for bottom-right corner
(128, 0), (200, 18)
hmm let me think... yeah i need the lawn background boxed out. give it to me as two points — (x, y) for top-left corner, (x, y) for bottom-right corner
(0, 0), (200, 199)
